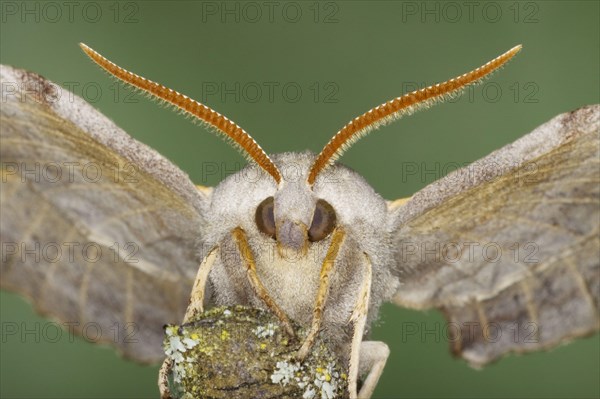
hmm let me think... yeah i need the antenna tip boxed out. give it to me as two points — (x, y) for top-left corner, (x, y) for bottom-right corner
(500, 44), (522, 62)
(79, 43), (95, 57)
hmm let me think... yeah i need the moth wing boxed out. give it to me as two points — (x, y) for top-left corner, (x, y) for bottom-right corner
(388, 105), (600, 366)
(0, 65), (210, 363)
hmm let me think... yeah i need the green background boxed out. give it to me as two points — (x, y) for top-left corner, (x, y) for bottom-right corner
(1, 1), (599, 398)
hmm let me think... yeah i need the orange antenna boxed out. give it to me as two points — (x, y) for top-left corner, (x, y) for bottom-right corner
(79, 43), (282, 184)
(307, 45), (523, 185)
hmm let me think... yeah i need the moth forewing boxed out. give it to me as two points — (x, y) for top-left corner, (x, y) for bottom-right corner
(389, 104), (600, 366)
(0, 64), (203, 363)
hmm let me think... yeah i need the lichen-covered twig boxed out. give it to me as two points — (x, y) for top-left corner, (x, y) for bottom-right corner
(161, 306), (349, 399)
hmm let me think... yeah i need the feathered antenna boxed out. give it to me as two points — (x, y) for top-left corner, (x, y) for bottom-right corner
(79, 43), (282, 184)
(307, 45), (523, 185)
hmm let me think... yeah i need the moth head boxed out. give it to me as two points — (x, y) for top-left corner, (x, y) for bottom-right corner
(194, 151), (356, 258)
(208, 150), (386, 258)
(258, 154), (338, 253)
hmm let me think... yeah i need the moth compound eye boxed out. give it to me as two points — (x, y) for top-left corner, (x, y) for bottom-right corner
(255, 197), (276, 239)
(308, 199), (337, 242)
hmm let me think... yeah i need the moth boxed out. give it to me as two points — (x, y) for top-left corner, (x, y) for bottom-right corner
(1, 43), (598, 398)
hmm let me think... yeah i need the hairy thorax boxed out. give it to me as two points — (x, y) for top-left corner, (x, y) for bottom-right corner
(208, 231), (366, 328)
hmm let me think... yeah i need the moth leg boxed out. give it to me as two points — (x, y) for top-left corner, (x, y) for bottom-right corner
(158, 358), (173, 399)
(356, 341), (390, 399)
(296, 228), (346, 361)
(348, 253), (372, 399)
(183, 246), (218, 323)
(231, 227), (295, 337)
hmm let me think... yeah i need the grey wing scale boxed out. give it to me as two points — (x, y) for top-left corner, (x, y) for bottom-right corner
(0, 65), (209, 363)
(389, 104), (600, 366)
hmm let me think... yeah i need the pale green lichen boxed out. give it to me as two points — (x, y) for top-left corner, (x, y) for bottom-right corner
(271, 360), (300, 384)
(271, 359), (346, 399)
(253, 322), (278, 338)
(163, 306), (348, 399)
(164, 325), (201, 384)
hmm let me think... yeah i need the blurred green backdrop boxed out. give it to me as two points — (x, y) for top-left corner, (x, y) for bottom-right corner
(1, 1), (599, 398)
